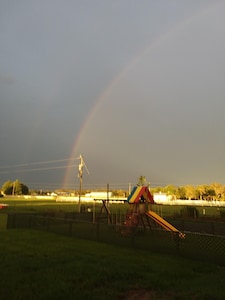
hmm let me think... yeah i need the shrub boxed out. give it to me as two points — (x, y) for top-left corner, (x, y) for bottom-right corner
(219, 209), (225, 219)
(180, 206), (199, 219)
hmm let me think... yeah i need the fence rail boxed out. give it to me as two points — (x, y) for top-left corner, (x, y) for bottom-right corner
(6, 213), (225, 266)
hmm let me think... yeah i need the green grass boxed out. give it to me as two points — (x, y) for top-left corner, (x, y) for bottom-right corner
(0, 213), (7, 229)
(1, 197), (223, 218)
(0, 229), (225, 300)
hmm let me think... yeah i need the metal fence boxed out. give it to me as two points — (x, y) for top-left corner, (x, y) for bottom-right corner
(167, 217), (225, 236)
(6, 213), (225, 266)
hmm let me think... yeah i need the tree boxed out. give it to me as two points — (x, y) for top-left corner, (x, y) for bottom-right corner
(175, 186), (186, 199)
(197, 185), (208, 200)
(2, 180), (13, 195)
(1, 180), (29, 195)
(184, 185), (198, 200)
(137, 176), (148, 187)
(21, 183), (29, 195)
(112, 189), (126, 197)
(206, 186), (216, 201)
(164, 185), (177, 200)
(14, 179), (22, 195)
(151, 186), (163, 194)
(211, 182), (224, 200)
(14, 179), (29, 195)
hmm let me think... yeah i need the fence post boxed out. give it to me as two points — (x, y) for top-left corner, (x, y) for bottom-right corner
(96, 223), (99, 241)
(174, 233), (180, 254)
(46, 217), (50, 231)
(210, 222), (214, 235)
(181, 219), (184, 231)
(12, 213), (15, 228)
(69, 221), (72, 236)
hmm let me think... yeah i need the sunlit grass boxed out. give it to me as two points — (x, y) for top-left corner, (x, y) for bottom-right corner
(1, 197), (223, 219)
(0, 213), (7, 229)
(0, 229), (224, 300)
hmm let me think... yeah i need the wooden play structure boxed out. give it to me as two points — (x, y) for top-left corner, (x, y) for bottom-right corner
(124, 186), (185, 238)
(96, 199), (112, 224)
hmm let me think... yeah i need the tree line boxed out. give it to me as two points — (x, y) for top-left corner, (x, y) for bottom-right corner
(150, 183), (225, 201)
(1, 178), (225, 201)
(136, 176), (225, 201)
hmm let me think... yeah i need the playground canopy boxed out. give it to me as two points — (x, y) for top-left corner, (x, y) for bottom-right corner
(127, 186), (154, 204)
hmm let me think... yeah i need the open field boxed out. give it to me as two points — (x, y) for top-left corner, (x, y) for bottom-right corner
(2, 196), (225, 238)
(1, 196), (225, 217)
(1, 229), (225, 300)
(1, 198), (225, 298)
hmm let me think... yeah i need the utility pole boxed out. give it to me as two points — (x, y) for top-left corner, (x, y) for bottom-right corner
(128, 182), (131, 195)
(77, 154), (89, 213)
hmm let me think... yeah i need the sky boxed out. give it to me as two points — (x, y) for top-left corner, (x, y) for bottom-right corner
(0, 0), (225, 191)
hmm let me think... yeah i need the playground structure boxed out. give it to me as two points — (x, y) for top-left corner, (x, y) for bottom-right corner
(124, 186), (185, 238)
(93, 185), (185, 238)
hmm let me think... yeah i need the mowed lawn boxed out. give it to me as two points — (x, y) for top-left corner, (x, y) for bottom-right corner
(0, 229), (224, 300)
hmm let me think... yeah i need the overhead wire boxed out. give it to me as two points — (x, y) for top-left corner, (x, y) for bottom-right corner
(0, 158), (75, 170)
(0, 164), (78, 174)
(0, 158), (203, 189)
(0, 157), (79, 176)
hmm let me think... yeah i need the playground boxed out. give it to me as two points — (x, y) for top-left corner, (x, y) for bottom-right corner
(2, 186), (225, 266)
(122, 186), (185, 239)
(1, 187), (225, 297)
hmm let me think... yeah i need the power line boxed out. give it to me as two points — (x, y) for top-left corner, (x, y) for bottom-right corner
(0, 163), (78, 174)
(0, 158), (75, 170)
(0, 157), (78, 175)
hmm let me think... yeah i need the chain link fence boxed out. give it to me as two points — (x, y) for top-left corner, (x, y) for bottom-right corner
(6, 213), (225, 266)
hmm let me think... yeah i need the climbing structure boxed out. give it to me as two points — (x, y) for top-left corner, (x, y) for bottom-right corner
(124, 186), (185, 238)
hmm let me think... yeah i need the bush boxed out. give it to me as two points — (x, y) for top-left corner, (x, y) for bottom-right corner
(219, 209), (225, 219)
(180, 206), (199, 219)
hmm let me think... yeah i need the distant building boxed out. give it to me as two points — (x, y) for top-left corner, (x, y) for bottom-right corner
(153, 192), (168, 203)
(85, 192), (112, 199)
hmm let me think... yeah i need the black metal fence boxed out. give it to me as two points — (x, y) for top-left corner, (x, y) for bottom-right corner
(167, 217), (225, 236)
(6, 213), (225, 266)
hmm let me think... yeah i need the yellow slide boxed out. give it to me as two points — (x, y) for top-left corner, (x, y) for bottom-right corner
(145, 210), (179, 233)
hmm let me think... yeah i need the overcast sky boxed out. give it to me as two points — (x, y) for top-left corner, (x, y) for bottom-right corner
(0, 1), (225, 190)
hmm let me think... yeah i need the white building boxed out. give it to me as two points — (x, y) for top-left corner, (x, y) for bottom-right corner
(85, 192), (112, 199)
(153, 192), (168, 204)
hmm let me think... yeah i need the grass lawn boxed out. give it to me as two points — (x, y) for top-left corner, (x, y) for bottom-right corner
(0, 229), (224, 300)
(1, 197), (224, 222)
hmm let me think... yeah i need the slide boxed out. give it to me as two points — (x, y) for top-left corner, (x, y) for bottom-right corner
(145, 210), (179, 233)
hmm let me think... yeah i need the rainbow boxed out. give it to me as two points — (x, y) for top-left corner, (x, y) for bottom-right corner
(62, 2), (216, 188)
